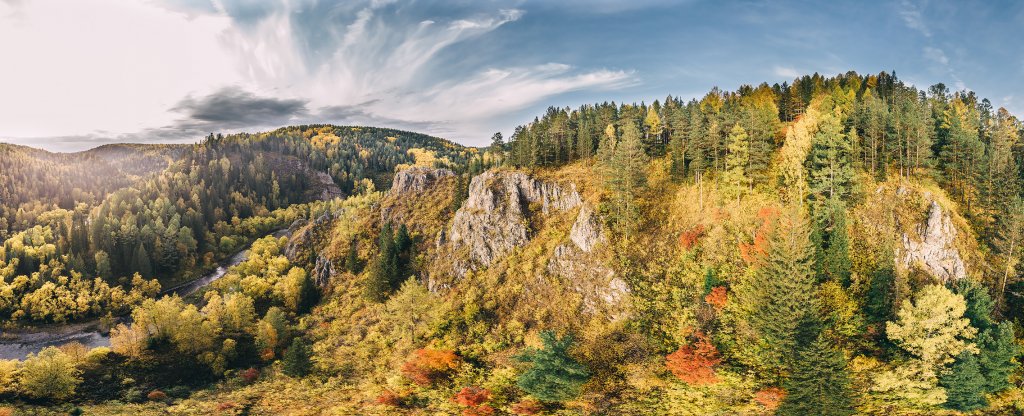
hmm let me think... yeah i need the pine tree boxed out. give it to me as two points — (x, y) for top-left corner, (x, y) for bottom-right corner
(977, 321), (1019, 394)
(364, 223), (397, 302)
(515, 331), (590, 403)
(940, 351), (987, 411)
(814, 199), (852, 286)
(345, 236), (361, 273)
(132, 243), (152, 277)
(603, 121), (648, 239)
(282, 337), (312, 377)
(779, 335), (856, 416)
(807, 112), (854, 202)
(394, 224), (412, 287)
(750, 210), (819, 377)
(721, 124), (750, 203)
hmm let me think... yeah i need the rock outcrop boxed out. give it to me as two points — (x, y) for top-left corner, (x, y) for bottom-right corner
(438, 171), (583, 275)
(389, 167), (454, 196)
(901, 201), (967, 282)
(569, 205), (606, 253)
(285, 210), (339, 289)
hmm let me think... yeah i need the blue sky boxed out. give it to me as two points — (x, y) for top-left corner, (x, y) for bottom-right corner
(1, 0), (1022, 151)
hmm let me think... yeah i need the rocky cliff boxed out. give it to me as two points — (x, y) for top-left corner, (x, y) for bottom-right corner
(437, 171), (583, 274)
(900, 200), (967, 282)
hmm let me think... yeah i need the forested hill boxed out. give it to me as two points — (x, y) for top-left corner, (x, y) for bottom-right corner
(0, 125), (474, 325)
(7, 71), (1024, 415)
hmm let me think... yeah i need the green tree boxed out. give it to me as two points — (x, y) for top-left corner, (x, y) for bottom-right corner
(282, 337), (312, 377)
(602, 121), (648, 239)
(132, 243), (152, 277)
(515, 331), (590, 403)
(814, 198), (852, 286)
(19, 346), (82, 401)
(977, 321), (1019, 394)
(721, 124), (750, 203)
(750, 210), (819, 377)
(365, 223), (397, 302)
(806, 112), (855, 202)
(779, 335), (856, 416)
(939, 351), (987, 411)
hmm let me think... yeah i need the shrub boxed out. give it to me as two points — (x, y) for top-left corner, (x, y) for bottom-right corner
(147, 389), (168, 402)
(401, 348), (460, 386)
(454, 386), (493, 415)
(19, 346), (82, 401)
(240, 367), (260, 384)
(754, 387), (786, 412)
(375, 390), (403, 407)
(665, 332), (721, 385)
(510, 398), (543, 415)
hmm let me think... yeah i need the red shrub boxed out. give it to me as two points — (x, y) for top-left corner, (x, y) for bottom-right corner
(704, 286), (727, 311)
(755, 387), (786, 412)
(739, 207), (779, 264)
(454, 386), (491, 407)
(216, 401), (237, 412)
(463, 404), (495, 416)
(401, 348), (460, 386)
(679, 224), (706, 250)
(511, 399), (543, 415)
(665, 332), (721, 385)
(240, 367), (260, 384)
(376, 390), (403, 407)
(147, 390), (168, 401)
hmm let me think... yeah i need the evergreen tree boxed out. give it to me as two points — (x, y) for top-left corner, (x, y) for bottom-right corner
(814, 199), (852, 286)
(807, 112), (855, 202)
(603, 121), (648, 239)
(282, 337), (312, 377)
(132, 243), (152, 277)
(364, 223), (397, 302)
(345, 236), (361, 273)
(515, 331), (590, 403)
(977, 321), (1019, 394)
(750, 210), (819, 376)
(779, 335), (856, 416)
(939, 351), (987, 411)
(721, 124), (750, 203)
(394, 224), (412, 286)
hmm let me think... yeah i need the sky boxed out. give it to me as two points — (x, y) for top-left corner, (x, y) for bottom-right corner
(1, 0), (1022, 152)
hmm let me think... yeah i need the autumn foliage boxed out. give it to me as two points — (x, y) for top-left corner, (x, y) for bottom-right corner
(240, 367), (259, 384)
(510, 398), (544, 415)
(704, 286), (728, 311)
(453, 386), (494, 416)
(666, 332), (721, 385)
(754, 387), (786, 412)
(739, 206), (779, 263)
(401, 348), (460, 386)
(376, 390), (404, 407)
(679, 224), (706, 250)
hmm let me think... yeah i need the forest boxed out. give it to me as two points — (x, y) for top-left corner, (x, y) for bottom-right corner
(1, 70), (1024, 415)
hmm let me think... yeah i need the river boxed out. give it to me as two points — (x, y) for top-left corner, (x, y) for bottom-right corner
(0, 231), (285, 360)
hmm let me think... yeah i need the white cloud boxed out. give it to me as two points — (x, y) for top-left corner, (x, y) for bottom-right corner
(773, 66), (801, 79)
(1, 0), (637, 149)
(0, 0), (235, 139)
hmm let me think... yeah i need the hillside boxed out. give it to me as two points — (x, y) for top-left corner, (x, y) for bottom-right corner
(3, 71), (1024, 415)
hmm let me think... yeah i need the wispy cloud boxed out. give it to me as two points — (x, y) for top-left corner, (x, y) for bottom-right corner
(899, 0), (931, 37)
(773, 66), (801, 79)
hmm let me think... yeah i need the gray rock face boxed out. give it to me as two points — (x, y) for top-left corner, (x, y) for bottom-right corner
(440, 171), (582, 274)
(311, 254), (335, 288)
(901, 201), (966, 282)
(569, 205), (606, 253)
(389, 167), (454, 196)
